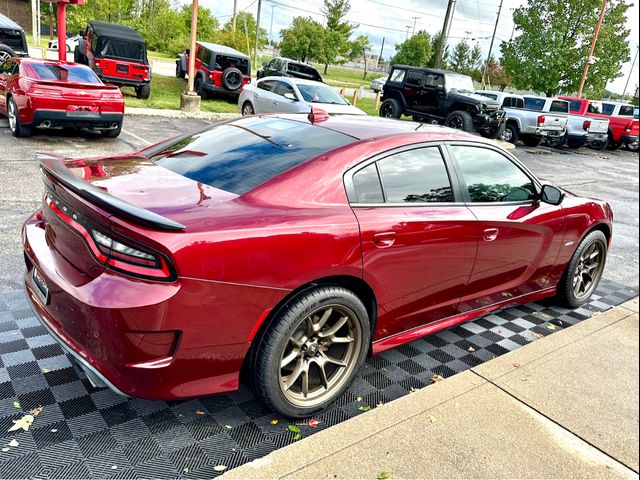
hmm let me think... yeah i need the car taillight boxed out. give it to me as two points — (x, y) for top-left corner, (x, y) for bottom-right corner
(101, 91), (123, 100)
(28, 87), (62, 97)
(537, 115), (545, 126)
(94, 59), (101, 68)
(624, 121), (632, 133)
(583, 120), (591, 131)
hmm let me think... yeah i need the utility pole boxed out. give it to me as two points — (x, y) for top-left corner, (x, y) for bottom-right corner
(482, 0), (503, 88)
(405, 25), (411, 40)
(378, 36), (385, 64)
(435, 0), (456, 69)
(578, 0), (607, 98)
(180, 0), (201, 113)
(268, 2), (275, 46)
(254, 0), (262, 71)
(411, 16), (420, 36)
(622, 45), (639, 100)
(232, 0), (238, 33)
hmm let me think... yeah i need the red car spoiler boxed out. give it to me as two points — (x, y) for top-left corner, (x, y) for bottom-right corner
(37, 153), (185, 231)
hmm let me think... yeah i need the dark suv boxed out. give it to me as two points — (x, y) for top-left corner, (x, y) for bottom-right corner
(257, 57), (323, 82)
(380, 65), (506, 138)
(0, 13), (28, 62)
(176, 42), (251, 98)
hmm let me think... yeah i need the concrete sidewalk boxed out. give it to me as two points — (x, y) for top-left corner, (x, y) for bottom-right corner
(226, 299), (639, 479)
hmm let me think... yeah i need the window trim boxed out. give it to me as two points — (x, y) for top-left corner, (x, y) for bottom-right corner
(344, 141), (465, 207)
(444, 141), (542, 206)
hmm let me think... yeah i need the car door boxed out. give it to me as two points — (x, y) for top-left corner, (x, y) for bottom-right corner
(421, 72), (446, 114)
(273, 80), (302, 113)
(447, 143), (565, 311)
(0, 60), (17, 113)
(253, 79), (280, 112)
(346, 144), (478, 340)
(403, 69), (425, 112)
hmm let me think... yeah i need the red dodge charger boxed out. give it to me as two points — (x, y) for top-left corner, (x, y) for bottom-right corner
(0, 58), (124, 138)
(23, 114), (612, 417)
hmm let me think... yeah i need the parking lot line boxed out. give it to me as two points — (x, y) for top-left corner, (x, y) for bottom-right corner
(121, 128), (152, 146)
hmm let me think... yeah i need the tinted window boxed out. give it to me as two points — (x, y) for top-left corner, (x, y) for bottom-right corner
(274, 81), (296, 98)
(197, 46), (207, 63)
(353, 163), (384, 203)
(96, 38), (145, 62)
(28, 63), (102, 83)
(587, 102), (603, 114)
(569, 100), (582, 113)
(258, 79), (278, 92)
(452, 146), (536, 203)
(377, 148), (453, 203)
(390, 69), (405, 83)
(478, 92), (498, 100)
(148, 117), (354, 195)
(602, 103), (615, 115)
(216, 55), (249, 75)
(406, 70), (423, 86)
(524, 98), (545, 111)
(550, 100), (569, 113)
(619, 105), (635, 117)
(0, 60), (16, 75)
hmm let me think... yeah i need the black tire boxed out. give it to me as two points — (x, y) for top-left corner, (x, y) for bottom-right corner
(482, 122), (506, 140)
(221, 67), (243, 91)
(101, 122), (122, 138)
(545, 133), (566, 149)
(501, 122), (519, 144)
(241, 101), (255, 116)
(625, 139), (639, 152)
(254, 286), (370, 418)
(175, 62), (185, 79)
(444, 110), (473, 132)
(135, 83), (151, 100)
(7, 97), (32, 138)
(567, 141), (584, 149)
(557, 230), (607, 308)
(379, 98), (402, 119)
(589, 137), (608, 151)
(606, 140), (622, 151)
(521, 135), (542, 147)
(412, 115), (427, 122)
(73, 46), (85, 65)
(194, 76), (209, 99)
(0, 45), (16, 64)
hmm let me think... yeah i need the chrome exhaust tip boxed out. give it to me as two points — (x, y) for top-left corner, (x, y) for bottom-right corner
(42, 120), (52, 128)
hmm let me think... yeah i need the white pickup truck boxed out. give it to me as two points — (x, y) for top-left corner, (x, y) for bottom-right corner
(523, 96), (609, 149)
(477, 91), (567, 147)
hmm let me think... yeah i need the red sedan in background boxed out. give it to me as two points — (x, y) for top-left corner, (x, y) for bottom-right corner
(23, 114), (612, 418)
(0, 57), (124, 138)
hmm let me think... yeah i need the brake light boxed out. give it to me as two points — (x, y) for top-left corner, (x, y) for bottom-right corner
(101, 91), (123, 100)
(537, 115), (545, 126)
(624, 121), (632, 133)
(94, 59), (101, 68)
(28, 87), (62, 97)
(583, 120), (591, 131)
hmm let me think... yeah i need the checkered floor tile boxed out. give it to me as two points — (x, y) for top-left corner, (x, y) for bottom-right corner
(0, 279), (637, 478)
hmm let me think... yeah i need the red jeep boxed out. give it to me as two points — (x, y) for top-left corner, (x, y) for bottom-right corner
(176, 42), (251, 98)
(75, 21), (151, 99)
(559, 96), (639, 150)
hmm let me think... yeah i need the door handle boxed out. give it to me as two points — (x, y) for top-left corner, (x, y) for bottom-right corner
(372, 231), (396, 248)
(483, 228), (499, 242)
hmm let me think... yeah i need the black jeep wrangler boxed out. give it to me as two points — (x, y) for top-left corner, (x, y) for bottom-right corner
(0, 13), (28, 62)
(380, 65), (506, 138)
(257, 57), (323, 82)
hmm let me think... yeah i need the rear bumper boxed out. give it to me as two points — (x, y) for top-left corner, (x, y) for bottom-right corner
(27, 110), (124, 129)
(202, 79), (241, 95)
(620, 134), (639, 145)
(97, 74), (149, 88)
(586, 132), (608, 144)
(567, 133), (588, 145)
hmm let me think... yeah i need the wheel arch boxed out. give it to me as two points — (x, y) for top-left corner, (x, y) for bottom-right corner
(382, 90), (406, 108)
(587, 222), (611, 246)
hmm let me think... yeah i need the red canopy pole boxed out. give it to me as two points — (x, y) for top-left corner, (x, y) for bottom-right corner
(57, 1), (67, 62)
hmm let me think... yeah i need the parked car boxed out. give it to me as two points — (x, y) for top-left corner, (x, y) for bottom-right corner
(23, 113), (611, 418)
(558, 96), (640, 151)
(257, 57), (323, 82)
(522, 95), (609, 149)
(176, 42), (251, 98)
(48, 34), (81, 53)
(370, 75), (388, 92)
(75, 21), (151, 99)
(0, 57), (124, 137)
(238, 77), (366, 116)
(380, 66), (506, 138)
(477, 91), (567, 146)
(0, 13), (29, 62)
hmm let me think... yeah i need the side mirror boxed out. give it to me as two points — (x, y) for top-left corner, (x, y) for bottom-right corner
(541, 184), (564, 205)
(283, 92), (297, 101)
(262, 62), (268, 67)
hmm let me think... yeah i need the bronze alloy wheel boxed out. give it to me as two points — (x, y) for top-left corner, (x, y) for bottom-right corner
(278, 305), (362, 408)
(572, 241), (605, 302)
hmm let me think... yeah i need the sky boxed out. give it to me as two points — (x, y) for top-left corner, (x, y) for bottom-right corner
(192, 0), (639, 95)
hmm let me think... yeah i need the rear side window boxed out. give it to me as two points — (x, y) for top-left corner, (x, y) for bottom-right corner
(524, 98), (545, 111)
(148, 117), (354, 195)
(28, 63), (102, 83)
(602, 103), (615, 115)
(618, 105), (635, 117)
(390, 69), (406, 83)
(550, 100), (569, 113)
(503, 97), (523, 108)
(258, 79), (277, 92)
(353, 164), (384, 203)
(588, 102), (603, 114)
(569, 100), (582, 113)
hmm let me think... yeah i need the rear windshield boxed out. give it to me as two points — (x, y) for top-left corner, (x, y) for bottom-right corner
(288, 63), (321, 80)
(97, 37), (146, 62)
(550, 100), (569, 113)
(215, 54), (249, 75)
(0, 28), (26, 50)
(148, 117), (354, 194)
(28, 63), (102, 83)
(477, 92), (498, 100)
(524, 98), (545, 111)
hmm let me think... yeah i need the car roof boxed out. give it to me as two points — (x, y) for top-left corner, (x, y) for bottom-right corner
(0, 13), (23, 30)
(197, 42), (249, 59)
(261, 77), (327, 87)
(89, 21), (145, 43)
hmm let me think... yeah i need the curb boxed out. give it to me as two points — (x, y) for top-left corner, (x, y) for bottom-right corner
(125, 107), (240, 122)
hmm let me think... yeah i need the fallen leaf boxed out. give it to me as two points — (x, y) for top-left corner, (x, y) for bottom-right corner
(8, 415), (34, 432)
(547, 323), (557, 330)
(533, 332), (545, 339)
(194, 410), (206, 415)
(183, 467), (189, 473)
(292, 433), (302, 441)
(270, 419), (279, 425)
(1, 447), (9, 452)
(224, 425), (232, 430)
(288, 425), (301, 433)
(29, 406), (43, 417)
(467, 346), (476, 352)
(213, 465), (227, 472)
(358, 406), (372, 412)
(431, 374), (444, 383)
(308, 419), (319, 428)
(377, 471), (392, 480)
(513, 363), (522, 369)
(8, 440), (19, 447)
(426, 415), (436, 423)
(12, 401), (20, 409)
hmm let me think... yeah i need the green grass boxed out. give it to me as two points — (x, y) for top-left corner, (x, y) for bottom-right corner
(123, 75), (239, 113)
(313, 64), (384, 86)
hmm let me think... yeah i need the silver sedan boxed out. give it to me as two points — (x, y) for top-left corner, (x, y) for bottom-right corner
(238, 77), (366, 116)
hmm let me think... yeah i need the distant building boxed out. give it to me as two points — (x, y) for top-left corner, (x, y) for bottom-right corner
(0, 0), (31, 32)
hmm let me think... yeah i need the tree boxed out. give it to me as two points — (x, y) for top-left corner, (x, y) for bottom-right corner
(349, 35), (371, 79)
(390, 30), (432, 67)
(321, 0), (356, 74)
(486, 56), (511, 90)
(501, 0), (631, 97)
(66, 0), (135, 34)
(223, 12), (268, 51)
(427, 30), (449, 68)
(449, 41), (471, 72)
(279, 16), (324, 62)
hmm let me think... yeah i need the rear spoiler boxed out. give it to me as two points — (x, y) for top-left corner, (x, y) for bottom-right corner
(37, 153), (185, 232)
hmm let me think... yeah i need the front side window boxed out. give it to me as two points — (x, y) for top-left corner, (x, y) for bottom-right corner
(406, 70), (423, 87)
(587, 102), (603, 114)
(550, 100), (569, 113)
(274, 81), (296, 98)
(452, 146), (536, 203)
(389, 69), (406, 83)
(569, 100), (582, 113)
(298, 83), (348, 105)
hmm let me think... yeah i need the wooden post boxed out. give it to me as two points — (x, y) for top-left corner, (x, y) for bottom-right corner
(351, 89), (358, 107)
(187, 0), (198, 94)
(374, 91), (381, 110)
(339, 87), (345, 96)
